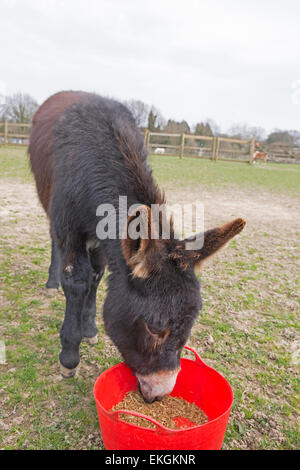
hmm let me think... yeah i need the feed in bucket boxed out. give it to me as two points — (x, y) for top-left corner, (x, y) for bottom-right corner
(94, 346), (234, 450)
(111, 390), (208, 429)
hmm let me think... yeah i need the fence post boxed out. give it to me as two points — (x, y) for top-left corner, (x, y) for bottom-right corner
(144, 130), (150, 153)
(212, 136), (217, 160)
(179, 133), (185, 159)
(249, 137), (256, 164)
(215, 137), (219, 161)
(144, 129), (149, 147)
(4, 120), (8, 145)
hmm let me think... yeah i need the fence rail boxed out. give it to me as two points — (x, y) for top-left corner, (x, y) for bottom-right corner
(1, 121), (300, 164)
(0, 121), (31, 146)
(144, 130), (300, 164)
(144, 129), (257, 163)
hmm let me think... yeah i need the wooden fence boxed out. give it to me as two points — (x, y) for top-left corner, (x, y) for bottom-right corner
(0, 121), (30, 146)
(144, 130), (257, 163)
(1, 121), (300, 164)
(145, 131), (300, 164)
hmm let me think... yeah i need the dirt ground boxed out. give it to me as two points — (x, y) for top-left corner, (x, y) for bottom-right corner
(2, 179), (299, 240)
(0, 177), (299, 450)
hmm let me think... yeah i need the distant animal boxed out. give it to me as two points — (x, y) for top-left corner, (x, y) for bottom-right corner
(29, 91), (246, 403)
(253, 151), (268, 163)
(154, 147), (165, 154)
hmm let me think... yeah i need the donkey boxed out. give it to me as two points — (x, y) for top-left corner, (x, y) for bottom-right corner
(29, 91), (245, 403)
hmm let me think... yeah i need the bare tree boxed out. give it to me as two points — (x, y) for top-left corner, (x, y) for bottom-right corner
(249, 126), (266, 141)
(1, 93), (38, 123)
(205, 118), (221, 136)
(228, 123), (266, 141)
(123, 99), (150, 128)
(288, 130), (300, 146)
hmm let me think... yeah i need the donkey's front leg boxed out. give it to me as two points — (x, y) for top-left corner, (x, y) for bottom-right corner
(82, 246), (106, 345)
(82, 270), (102, 345)
(59, 252), (92, 378)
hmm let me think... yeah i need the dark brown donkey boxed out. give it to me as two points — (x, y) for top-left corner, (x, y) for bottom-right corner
(29, 91), (245, 403)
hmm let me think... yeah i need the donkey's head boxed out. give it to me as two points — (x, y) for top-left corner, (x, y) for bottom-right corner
(104, 205), (245, 403)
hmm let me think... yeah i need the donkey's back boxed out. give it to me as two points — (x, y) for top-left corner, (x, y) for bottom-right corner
(29, 91), (144, 216)
(29, 91), (89, 214)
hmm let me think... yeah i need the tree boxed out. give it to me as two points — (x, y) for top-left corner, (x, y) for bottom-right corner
(205, 118), (221, 136)
(288, 130), (300, 146)
(194, 121), (213, 137)
(228, 123), (266, 141)
(266, 130), (295, 145)
(148, 109), (157, 131)
(147, 106), (165, 131)
(163, 119), (190, 134)
(123, 99), (149, 128)
(1, 93), (38, 123)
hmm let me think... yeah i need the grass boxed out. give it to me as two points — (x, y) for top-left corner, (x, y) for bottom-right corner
(0, 146), (299, 449)
(1, 145), (300, 196)
(149, 154), (300, 196)
(0, 146), (32, 182)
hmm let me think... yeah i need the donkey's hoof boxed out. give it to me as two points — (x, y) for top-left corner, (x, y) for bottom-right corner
(60, 363), (79, 379)
(83, 335), (98, 346)
(46, 287), (58, 297)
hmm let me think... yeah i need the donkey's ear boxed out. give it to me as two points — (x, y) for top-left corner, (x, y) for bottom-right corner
(191, 218), (246, 270)
(172, 218), (246, 271)
(121, 205), (159, 278)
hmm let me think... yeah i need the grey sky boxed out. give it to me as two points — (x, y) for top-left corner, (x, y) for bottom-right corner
(0, 0), (299, 133)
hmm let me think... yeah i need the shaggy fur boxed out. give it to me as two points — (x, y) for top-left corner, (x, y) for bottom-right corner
(29, 91), (245, 399)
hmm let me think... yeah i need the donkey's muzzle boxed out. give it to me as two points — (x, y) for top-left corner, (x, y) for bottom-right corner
(136, 368), (180, 403)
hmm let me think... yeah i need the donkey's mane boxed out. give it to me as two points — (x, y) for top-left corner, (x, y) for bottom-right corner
(113, 121), (165, 207)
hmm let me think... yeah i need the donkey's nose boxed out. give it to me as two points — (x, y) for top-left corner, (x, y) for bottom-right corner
(143, 395), (156, 404)
(138, 381), (162, 403)
(136, 368), (180, 404)
(154, 395), (164, 402)
(142, 394), (164, 404)
(144, 395), (164, 404)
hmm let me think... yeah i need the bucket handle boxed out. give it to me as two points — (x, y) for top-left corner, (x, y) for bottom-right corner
(111, 409), (171, 433)
(183, 345), (206, 365)
(110, 347), (205, 433)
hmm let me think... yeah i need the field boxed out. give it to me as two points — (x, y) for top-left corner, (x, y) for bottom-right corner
(0, 146), (299, 450)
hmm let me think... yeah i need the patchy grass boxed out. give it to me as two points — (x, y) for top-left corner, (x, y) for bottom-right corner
(0, 146), (299, 449)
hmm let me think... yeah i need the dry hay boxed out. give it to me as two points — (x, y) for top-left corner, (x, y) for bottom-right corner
(111, 391), (207, 430)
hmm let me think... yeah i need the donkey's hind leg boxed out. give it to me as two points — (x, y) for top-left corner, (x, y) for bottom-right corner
(82, 246), (106, 345)
(46, 238), (61, 294)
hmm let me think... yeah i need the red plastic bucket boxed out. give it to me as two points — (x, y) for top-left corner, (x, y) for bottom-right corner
(94, 346), (233, 450)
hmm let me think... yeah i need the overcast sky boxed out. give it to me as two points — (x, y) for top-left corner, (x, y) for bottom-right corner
(0, 0), (299, 133)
